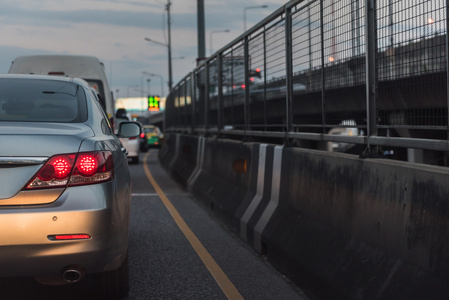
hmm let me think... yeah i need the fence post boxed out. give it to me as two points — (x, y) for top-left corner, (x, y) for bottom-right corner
(244, 36), (250, 133)
(285, 6), (293, 137)
(171, 89), (176, 130)
(183, 81), (187, 129)
(191, 72), (196, 134)
(263, 30), (267, 131)
(165, 93), (171, 131)
(320, 0), (326, 133)
(205, 63), (210, 133)
(365, 0), (378, 154)
(446, 0), (449, 140)
(217, 53), (223, 134)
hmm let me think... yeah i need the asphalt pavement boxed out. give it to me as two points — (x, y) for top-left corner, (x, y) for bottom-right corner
(124, 150), (308, 300)
(0, 150), (309, 300)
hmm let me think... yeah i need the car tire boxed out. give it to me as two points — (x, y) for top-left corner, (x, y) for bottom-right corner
(94, 253), (129, 299)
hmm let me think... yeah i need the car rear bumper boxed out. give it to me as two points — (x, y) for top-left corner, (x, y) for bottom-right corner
(146, 138), (160, 148)
(0, 183), (130, 278)
(120, 137), (140, 158)
(127, 147), (139, 157)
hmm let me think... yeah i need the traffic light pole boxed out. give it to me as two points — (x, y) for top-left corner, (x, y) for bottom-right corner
(197, 0), (206, 60)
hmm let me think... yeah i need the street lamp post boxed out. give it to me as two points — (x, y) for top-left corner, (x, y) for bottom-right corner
(243, 5), (268, 32)
(144, 0), (173, 93)
(210, 29), (230, 55)
(197, 0), (206, 60)
(167, 0), (173, 91)
(145, 37), (173, 96)
(143, 72), (165, 97)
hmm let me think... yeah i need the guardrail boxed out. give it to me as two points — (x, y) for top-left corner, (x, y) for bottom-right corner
(165, 0), (449, 158)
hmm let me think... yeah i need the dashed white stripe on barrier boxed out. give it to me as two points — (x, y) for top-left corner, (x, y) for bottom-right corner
(240, 144), (268, 241)
(253, 145), (283, 253)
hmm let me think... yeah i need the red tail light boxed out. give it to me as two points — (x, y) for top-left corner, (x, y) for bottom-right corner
(26, 151), (114, 189)
(38, 155), (75, 181)
(76, 154), (98, 176)
(48, 234), (91, 241)
(140, 132), (145, 138)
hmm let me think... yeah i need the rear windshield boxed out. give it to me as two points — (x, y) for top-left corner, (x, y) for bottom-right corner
(144, 127), (157, 133)
(0, 79), (87, 123)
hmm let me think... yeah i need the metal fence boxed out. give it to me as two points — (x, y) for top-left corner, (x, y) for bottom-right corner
(165, 0), (449, 158)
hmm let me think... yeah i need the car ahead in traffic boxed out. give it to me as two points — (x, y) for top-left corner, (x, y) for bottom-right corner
(139, 125), (148, 152)
(142, 125), (164, 149)
(116, 116), (142, 164)
(0, 74), (140, 298)
(8, 55), (116, 128)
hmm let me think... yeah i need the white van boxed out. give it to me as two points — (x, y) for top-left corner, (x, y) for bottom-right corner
(8, 55), (115, 123)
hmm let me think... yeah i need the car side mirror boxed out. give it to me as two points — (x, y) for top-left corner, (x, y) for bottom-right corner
(117, 122), (140, 138)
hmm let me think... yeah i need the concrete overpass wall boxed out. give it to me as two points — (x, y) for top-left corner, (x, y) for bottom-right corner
(159, 133), (449, 299)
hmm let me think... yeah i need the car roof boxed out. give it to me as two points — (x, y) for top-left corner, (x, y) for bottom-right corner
(0, 74), (89, 88)
(8, 55), (106, 78)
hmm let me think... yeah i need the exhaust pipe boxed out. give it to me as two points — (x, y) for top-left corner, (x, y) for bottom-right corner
(62, 265), (85, 283)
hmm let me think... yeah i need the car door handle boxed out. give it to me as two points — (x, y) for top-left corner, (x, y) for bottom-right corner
(121, 147), (128, 155)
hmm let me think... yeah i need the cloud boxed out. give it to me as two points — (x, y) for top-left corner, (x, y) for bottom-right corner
(0, 46), (55, 73)
(1, 4), (164, 30)
(0, 0), (289, 98)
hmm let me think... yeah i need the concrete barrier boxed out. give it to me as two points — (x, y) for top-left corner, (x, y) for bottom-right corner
(158, 133), (177, 168)
(159, 134), (449, 299)
(167, 134), (199, 188)
(188, 137), (258, 233)
(262, 147), (449, 299)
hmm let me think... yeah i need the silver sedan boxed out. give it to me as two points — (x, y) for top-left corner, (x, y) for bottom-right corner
(0, 74), (140, 298)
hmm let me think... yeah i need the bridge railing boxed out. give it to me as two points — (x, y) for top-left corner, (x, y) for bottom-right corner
(165, 0), (449, 157)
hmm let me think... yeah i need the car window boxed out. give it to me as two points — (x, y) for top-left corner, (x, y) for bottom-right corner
(85, 79), (105, 100)
(87, 88), (113, 135)
(0, 79), (87, 123)
(144, 127), (156, 133)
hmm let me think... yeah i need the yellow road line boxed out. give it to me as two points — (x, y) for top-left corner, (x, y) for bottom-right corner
(143, 152), (244, 300)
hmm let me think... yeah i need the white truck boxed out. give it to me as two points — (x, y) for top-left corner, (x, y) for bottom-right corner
(8, 55), (115, 124)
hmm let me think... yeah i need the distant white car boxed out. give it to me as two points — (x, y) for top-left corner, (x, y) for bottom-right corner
(116, 117), (141, 164)
(327, 120), (359, 152)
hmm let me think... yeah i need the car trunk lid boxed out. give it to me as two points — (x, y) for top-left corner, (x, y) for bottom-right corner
(0, 123), (93, 200)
